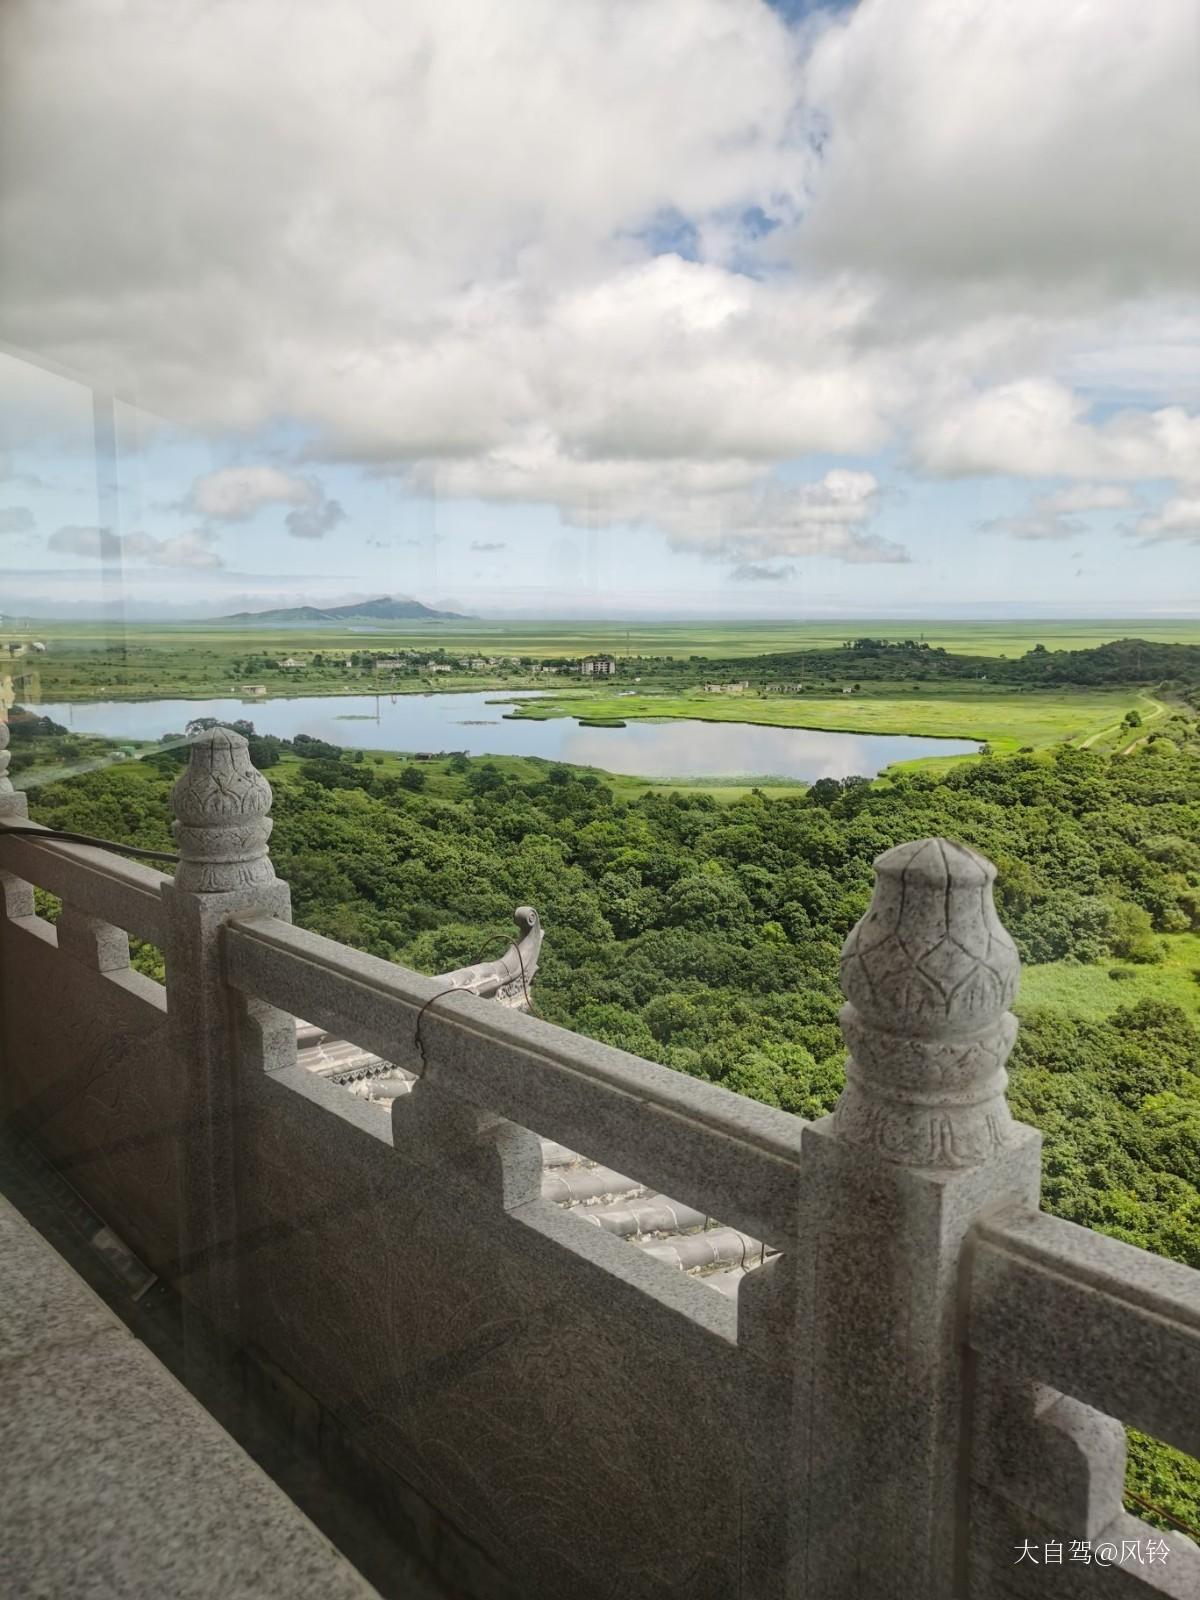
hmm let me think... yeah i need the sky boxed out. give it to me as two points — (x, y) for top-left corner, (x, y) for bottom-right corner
(1, 0), (1198, 621)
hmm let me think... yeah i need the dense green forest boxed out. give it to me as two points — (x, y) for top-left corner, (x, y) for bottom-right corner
(684, 635), (1200, 690)
(14, 706), (1200, 1267)
(12, 705), (1200, 1528)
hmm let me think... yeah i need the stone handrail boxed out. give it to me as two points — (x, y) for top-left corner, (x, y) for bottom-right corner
(2, 727), (1199, 1599)
(970, 1208), (1200, 1462)
(222, 912), (806, 1253)
(967, 1213), (1200, 1595)
(0, 817), (168, 944)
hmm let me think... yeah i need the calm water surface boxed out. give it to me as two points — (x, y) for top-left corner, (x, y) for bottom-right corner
(33, 692), (979, 782)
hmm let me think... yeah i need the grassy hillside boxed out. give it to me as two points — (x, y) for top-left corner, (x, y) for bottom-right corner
(1020, 933), (1200, 1022)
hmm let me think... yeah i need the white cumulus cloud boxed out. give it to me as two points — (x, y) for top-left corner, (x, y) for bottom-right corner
(914, 381), (1200, 481)
(185, 466), (319, 522)
(1, 0), (1197, 563)
(185, 464), (345, 540)
(980, 481), (1138, 542)
(49, 524), (223, 568)
(800, 0), (1200, 295)
(1039, 484), (1134, 515)
(1130, 495), (1200, 544)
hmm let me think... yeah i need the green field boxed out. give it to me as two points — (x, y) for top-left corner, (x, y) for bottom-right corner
(2, 618), (1186, 783)
(1020, 935), (1200, 1022)
(507, 684), (1166, 758)
(6, 615), (1200, 669)
(242, 748), (810, 806)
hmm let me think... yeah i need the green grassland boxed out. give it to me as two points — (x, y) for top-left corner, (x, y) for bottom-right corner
(1020, 934), (1200, 1022)
(508, 684), (1165, 757)
(6, 615), (1200, 672)
(252, 748), (809, 804)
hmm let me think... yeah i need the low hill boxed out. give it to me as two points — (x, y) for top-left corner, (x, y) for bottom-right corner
(220, 595), (473, 623)
(703, 636), (1200, 688)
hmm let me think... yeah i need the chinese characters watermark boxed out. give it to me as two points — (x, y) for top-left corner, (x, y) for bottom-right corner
(1014, 1536), (1172, 1567)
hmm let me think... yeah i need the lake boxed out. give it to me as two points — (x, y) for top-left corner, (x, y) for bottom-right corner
(33, 692), (980, 782)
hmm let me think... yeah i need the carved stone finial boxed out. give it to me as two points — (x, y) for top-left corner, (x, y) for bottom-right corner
(433, 905), (543, 1009)
(834, 837), (1020, 1169)
(171, 727), (276, 894)
(0, 717), (24, 818)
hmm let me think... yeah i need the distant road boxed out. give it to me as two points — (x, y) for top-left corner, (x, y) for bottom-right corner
(1077, 694), (1167, 749)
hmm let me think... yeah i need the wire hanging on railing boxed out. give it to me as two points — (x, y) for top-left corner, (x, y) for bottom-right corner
(411, 928), (538, 1075)
(0, 824), (178, 864)
(1122, 1487), (1200, 1543)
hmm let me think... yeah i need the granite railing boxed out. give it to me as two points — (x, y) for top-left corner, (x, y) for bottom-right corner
(0, 724), (1197, 1600)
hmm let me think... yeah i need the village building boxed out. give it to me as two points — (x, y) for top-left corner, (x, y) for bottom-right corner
(580, 655), (617, 677)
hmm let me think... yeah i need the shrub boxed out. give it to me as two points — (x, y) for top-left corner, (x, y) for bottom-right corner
(1106, 900), (1161, 964)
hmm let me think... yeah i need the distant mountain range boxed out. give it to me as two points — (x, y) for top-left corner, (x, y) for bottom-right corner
(219, 595), (474, 623)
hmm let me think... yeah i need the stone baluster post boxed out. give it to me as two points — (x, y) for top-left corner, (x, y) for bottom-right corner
(0, 717), (32, 1112)
(0, 716), (27, 822)
(162, 728), (294, 1345)
(0, 717), (31, 910)
(791, 838), (1043, 1599)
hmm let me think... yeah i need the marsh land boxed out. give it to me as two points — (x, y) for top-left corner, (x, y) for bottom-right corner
(5, 618), (1194, 775)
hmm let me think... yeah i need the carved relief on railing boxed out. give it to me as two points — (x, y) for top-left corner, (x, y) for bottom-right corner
(171, 727), (277, 894)
(835, 835), (1021, 1168)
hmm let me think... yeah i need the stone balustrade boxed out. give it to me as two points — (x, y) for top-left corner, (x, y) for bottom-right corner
(1, 729), (1198, 1600)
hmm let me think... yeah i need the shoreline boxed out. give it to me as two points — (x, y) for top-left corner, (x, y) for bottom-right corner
(508, 699), (990, 746)
(14, 686), (986, 753)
